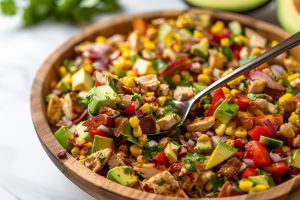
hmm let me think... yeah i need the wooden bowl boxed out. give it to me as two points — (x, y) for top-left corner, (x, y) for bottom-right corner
(31, 9), (300, 200)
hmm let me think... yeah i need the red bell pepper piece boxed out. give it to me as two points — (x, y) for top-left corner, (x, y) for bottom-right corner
(153, 152), (170, 167)
(234, 151), (243, 157)
(207, 88), (225, 116)
(248, 126), (272, 141)
(234, 139), (243, 149)
(125, 104), (136, 117)
(214, 32), (229, 43)
(231, 44), (242, 60)
(264, 162), (289, 176)
(89, 129), (110, 138)
(274, 148), (284, 154)
(237, 100), (250, 111)
(245, 141), (272, 167)
(159, 57), (192, 77)
(241, 168), (258, 178)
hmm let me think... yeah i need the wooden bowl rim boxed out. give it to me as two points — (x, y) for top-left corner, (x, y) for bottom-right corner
(30, 9), (300, 200)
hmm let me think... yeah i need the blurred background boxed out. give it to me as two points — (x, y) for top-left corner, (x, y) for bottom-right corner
(0, 0), (298, 199)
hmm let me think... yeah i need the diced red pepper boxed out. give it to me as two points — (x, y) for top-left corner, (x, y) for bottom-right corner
(214, 32), (229, 43)
(125, 104), (136, 117)
(159, 57), (192, 77)
(237, 100), (250, 111)
(245, 141), (272, 167)
(234, 151), (243, 157)
(248, 126), (272, 141)
(207, 88), (225, 116)
(89, 129), (110, 138)
(95, 81), (102, 87)
(264, 162), (289, 176)
(153, 152), (170, 167)
(241, 168), (258, 179)
(274, 148), (284, 154)
(234, 139), (243, 149)
(231, 44), (242, 60)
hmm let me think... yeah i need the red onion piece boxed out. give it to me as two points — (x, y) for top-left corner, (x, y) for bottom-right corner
(188, 139), (196, 147)
(206, 131), (214, 136)
(98, 125), (110, 133)
(269, 152), (282, 163)
(135, 109), (144, 117)
(238, 163), (247, 173)
(249, 70), (283, 90)
(259, 119), (277, 136)
(211, 135), (228, 146)
(52, 89), (62, 96)
(270, 64), (285, 79)
(62, 116), (74, 129)
(110, 49), (121, 60)
(243, 159), (256, 168)
(191, 132), (200, 139)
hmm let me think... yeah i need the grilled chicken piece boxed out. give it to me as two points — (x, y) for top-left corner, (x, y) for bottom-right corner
(173, 86), (195, 101)
(95, 71), (108, 85)
(84, 148), (112, 172)
(108, 154), (126, 169)
(47, 94), (63, 125)
(156, 83), (170, 96)
(134, 163), (162, 179)
(217, 181), (240, 197)
(186, 116), (215, 132)
(119, 94), (141, 109)
(248, 80), (266, 94)
(293, 135), (300, 148)
(62, 92), (84, 120)
(178, 167), (199, 193)
(156, 114), (181, 131)
(254, 99), (276, 113)
(113, 117), (128, 137)
(245, 28), (266, 48)
(159, 137), (172, 149)
(135, 75), (160, 92)
(208, 49), (227, 69)
(218, 157), (242, 178)
(142, 170), (188, 197)
(99, 106), (120, 118)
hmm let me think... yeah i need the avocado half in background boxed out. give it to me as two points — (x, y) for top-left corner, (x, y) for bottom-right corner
(277, 0), (300, 33)
(184, 0), (270, 12)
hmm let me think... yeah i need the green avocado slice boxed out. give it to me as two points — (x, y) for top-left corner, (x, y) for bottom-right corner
(214, 100), (239, 124)
(277, 0), (300, 33)
(92, 135), (114, 153)
(54, 126), (73, 151)
(107, 166), (138, 187)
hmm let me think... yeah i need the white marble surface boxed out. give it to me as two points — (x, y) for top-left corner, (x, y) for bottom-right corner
(0, 1), (279, 199)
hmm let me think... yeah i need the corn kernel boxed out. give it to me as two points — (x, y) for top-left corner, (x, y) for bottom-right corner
(225, 121), (236, 136)
(83, 142), (92, 149)
(146, 92), (155, 97)
(279, 93), (294, 108)
(113, 57), (132, 71)
(234, 35), (248, 45)
(173, 44), (181, 52)
(202, 68), (212, 76)
(193, 30), (204, 38)
(198, 134), (208, 142)
(226, 139), (234, 146)
(239, 180), (254, 192)
(211, 21), (224, 34)
(75, 137), (85, 143)
(130, 144), (143, 156)
(168, 19), (176, 26)
(69, 66), (78, 73)
(279, 123), (295, 137)
(231, 89), (240, 96)
(71, 147), (80, 155)
(129, 116), (140, 128)
(157, 96), (167, 106)
(222, 87), (231, 98)
(220, 38), (230, 47)
(205, 182), (213, 192)
(80, 148), (88, 155)
(133, 125), (143, 137)
(144, 39), (156, 50)
(238, 111), (253, 118)
(155, 123), (160, 133)
(123, 77), (136, 88)
(254, 184), (268, 192)
(126, 71), (136, 77)
(215, 124), (226, 136)
(95, 36), (106, 43)
(59, 66), (67, 76)
(197, 74), (211, 84)
(140, 103), (150, 113)
(227, 75), (245, 86)
(289, 112), (300, 127)
(271, 40), (279, 47)
(235, 126), (247, 138)
(83, 64), (93, 74)
(250, 48), (262, 56)
(65, 74), (72, 84)
(282, 145), (291, 153)
(138, 134), (148, 147)
(297, 102), (300, 109)
(137, 155), (144, 163)
(79, 155), (86, 160)
(172, 74), (181, 84)
(287, 73), (299, 82)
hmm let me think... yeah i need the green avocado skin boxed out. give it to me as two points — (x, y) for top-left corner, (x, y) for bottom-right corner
(277, 0), (300, 33)
(195, 140), (212, 152)
(259, 136), (283, 148)
(54, 126), (73, 151)
(214, 100), (239, 124)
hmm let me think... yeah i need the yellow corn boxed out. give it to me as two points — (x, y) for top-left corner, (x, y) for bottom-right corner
(238, 111), (253, 118)
(71, 147), (80, 155)
(130, 144), (143, 157)
(235, 126), (247, 138)
(80, 148), (88, 155)
(287, 73), (299, 82)
(157, 96), (167, 106)
(297, 102), (300, 109)
(239, 180), (254, 192)
(193, 30), (204, 38)
(172, 74), (181, 84)
(147, 27), (157, 38)
(225, 121), (236, 136)
(279, 123), (295, 137)
(113, 57), (132, 71)
(173, 44), (181, 52)
(215, 124), (226, 136)
(126, 71), (136, 77)
(168, 19), (176, 26)
(155, 123), (160, 133)
(59, 66), (67, 76)
(289, 112), (300, 127)
(95, 36), (106, 43)
(222, 87), (231, 98)
(144, 39), (155, 50)
(226, 139), (234, 146)
(250, 48), (262, 56)
(83, 64), (93, 74)
(234, 35), (248, 45)
(202, 68), (212, 76)
(133, 125), (143, 137)
(220, 38), (230, 47)
(231, 89), (240, 96)
(79, 155), (86, 160)
(205, 182), (213, 192)
(145, 92), (155, 97)
(211, 21), (224, 34)
(83, 142), (92, 149)
(278, 93), (294, 107)
(121, 48), (131, 59)
(271, 40), (279, 47)
(180, 70), (190, 76)
(140, 103), (150, 113)
(227, 75), (245, 86)
(138, 134), (148, 147)
(137, 155), (144, 163)
(123, 77), (136, 88)
(197, 74), (211, 84)
(198, 134), (208, 142)
(254, 184), (268, 192)
(129, 116), (140, 128)
(69, 66), (78, 73)
(282, 145), (291, 153)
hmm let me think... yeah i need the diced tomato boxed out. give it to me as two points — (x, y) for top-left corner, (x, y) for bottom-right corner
(207, 88), (225, 116)
(264, 162), (289, 176)
(245, 141), (272, 167)
(153, 152), (170, 167)
(125, 104), (136, 117)
(248, 126), (272, 141)
(234, 139), (243, 149)
(214, 32), (229, 43)
(95, 81), (102, 87)
(237, 100), (250, 111)
(231, 44), (242, 60)
(274, 148), (284, 154)
(241, 168), (258, 178)
(89, 129), (110, 138)
(234, 151), (243, 157)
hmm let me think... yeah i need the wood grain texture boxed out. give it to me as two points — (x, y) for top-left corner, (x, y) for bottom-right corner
(30, 9), (300, 200)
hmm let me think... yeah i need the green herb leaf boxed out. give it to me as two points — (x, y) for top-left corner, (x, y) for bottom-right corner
(132, 93), (143, 102)
(116, 71), (126, 78)
(163, 100), (178, 115)
(185, 163), (197, 172)
(283, 79), (300, 95)
(98, 155), (105, 163)
(220, 46), (232, 61)
(122, 121), (139, 145)
(209, 174), (225, 192)
(0, 0), (16, 15)
(143, 144), (162, 161)
(183, 152), (204, 162)
(155, 178), (165, 186)
(239, 55), (256, 66)
(152, 60), (167, 72)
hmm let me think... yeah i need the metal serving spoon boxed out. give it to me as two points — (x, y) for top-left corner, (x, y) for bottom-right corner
(149, 31), (300, 136)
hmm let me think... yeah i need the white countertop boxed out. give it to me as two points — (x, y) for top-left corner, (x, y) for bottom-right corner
(0, 1), (279, 199)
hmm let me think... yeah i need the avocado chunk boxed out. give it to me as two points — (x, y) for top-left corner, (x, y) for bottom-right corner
(54, 126), (73, 151)
(72, 68), (94, 91)
(228, 21), (242, 36)
(195, 140), (212, 152)
(214, 100), (239, 124)
(190, 37), (209, 57)
(259, 136), (283, 148)
(277, 0), (300, 33)
(92, 135), (114, 153)
(164, 142), (177, 163)
(205, 142), (237, 170)
(107, 166), (138, 187)
(185, 0), (269, 12)
(248, 175), (270, 188)
(158, 24), (172, 42)
(56, 74), (71, 93)
(87, 85), (118, 115)
(292, 149), (300, 169)
(192, 82), (207, 93)
(75, 122), (92, 142)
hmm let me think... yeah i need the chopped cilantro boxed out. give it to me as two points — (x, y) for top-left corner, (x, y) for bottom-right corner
(171, 141), (181, 146)
(142, 144), (162, 161)
(220, 46), (232, 61)
(116, 102), (125, 109)
(98, 155), (105, 163)
(108, 77), (117, 92)
(152, 60), (168, 72)
(209, 174), (225, 192)
(77, 95), (88, 106)
(132, 93), (143, 102)
(165, 75), (176, 89)
(155, 178), (165, 186)
(185, 163), (197, 172)
(179, 75), (191, 86)
(116, 71), (126, 78)
(122, 121), (139, 145)
(175, 175), (183, 181)
(183, 152), (205, 162)
(163, 100), (178, 115)
(256, 169), (275, 187)
(283, 79), (300, 95)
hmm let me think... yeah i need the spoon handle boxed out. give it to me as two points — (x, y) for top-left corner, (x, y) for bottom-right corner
(191, 31), (300, 103)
